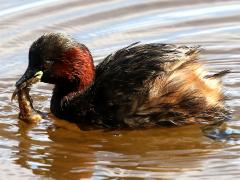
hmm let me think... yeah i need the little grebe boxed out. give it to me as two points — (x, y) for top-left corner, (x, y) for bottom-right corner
(14, 33), (229, 129)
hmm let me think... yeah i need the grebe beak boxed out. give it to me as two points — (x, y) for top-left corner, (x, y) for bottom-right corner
(12, 70), (43, 101)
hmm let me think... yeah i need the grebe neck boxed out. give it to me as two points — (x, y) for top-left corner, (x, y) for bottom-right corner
(50, 46), (95, 114)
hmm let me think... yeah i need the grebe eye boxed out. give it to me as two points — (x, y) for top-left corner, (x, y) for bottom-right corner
(43, 60), (54, 69)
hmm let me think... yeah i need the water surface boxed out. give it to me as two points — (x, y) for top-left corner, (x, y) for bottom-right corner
(0, 0), (240, 179)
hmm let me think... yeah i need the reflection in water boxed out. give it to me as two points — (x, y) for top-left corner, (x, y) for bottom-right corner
(11, 117), (231, 179)
(15, 119), (94, 179)
(0, 0), (240, 179)
(203, 121), (240, 142)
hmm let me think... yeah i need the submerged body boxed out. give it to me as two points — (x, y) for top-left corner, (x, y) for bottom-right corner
(13, 33), (229, 129)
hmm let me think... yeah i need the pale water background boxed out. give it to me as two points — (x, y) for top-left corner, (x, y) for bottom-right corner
(0, 0), (240, 179)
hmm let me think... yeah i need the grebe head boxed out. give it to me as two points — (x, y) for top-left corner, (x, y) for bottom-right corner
(15, 33), (95, 92)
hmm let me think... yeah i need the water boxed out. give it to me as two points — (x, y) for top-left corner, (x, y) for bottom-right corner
(0, 0), (240, 179)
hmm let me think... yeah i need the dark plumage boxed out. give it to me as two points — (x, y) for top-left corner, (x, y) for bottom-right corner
(14, 33), (229, 129)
